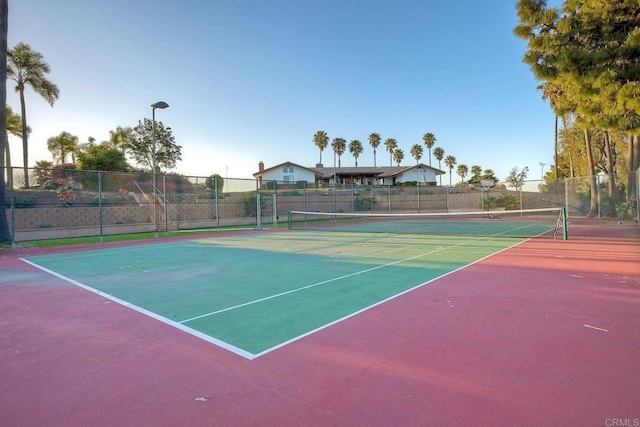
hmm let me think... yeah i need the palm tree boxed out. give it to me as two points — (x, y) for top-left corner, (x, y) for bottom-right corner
(393, 148), (404, 166)
(422, 132), (436, 166)
(456, 164), (469, 184)
(384, 138), (398, 166)
(410, 144), (423, 164)
(108, 126), (133, 155)
(349, 139), (363, 167)
(471, 165), (482, 179)
(368, 132), (381, 167)
(4, 105), (30, 183)
(433, 147), (445, 185)
(331, 137), (346, 167)
(313, 130), (329, 165)
(444, 155), (457, 186)
(47, 131), (79, 164)
(7, 42), (60, 188)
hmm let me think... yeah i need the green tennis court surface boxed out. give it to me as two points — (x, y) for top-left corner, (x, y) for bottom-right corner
(23, 229), (547, 359)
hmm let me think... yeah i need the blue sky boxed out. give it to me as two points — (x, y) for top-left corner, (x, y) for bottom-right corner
(8, 0), (557, 182)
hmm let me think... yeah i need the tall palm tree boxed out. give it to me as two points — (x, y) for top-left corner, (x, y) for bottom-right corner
(47, 131), (79, 164)
(0, 0), (11, 243)
(368, 132), (381, 167)
(444, 155), (457, 186)
(410, 144), (423, 164)
(7, 42), (60, 188)
(456, 164), (469, 184)
(331, 137), (346, 167)
(313, 130), (329, 165)
(348, 139), (363, 167)
(433, 147), (445, 185)
(422, 132), (436, 166)
(393, 148), (404, 166)
(384, 138), (397, 166)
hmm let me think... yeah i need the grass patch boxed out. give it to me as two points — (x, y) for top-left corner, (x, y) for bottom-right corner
(15, 223), (291, 249)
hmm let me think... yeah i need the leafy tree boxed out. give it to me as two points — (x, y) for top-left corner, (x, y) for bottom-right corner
(410, 144), (423, 164)
(368, 132), (381, 167)
(456, 164), (469, 184)
(205, 173), (224, 196)
(393, 148), (404, 166)
(0, 0), (9, 243)
(506, 166), (529, 192)
(349, 139), (363, 167)
(47, 131), (78, 164)
(331, 137), (346, 167)
(433, 147), (445, 185)
(422, 132), (436, 166)
(506, 166), (529, 210)
(444, 155), (457, 186)
(77, 144), (129, 172)
(514, 0), (640, 217)
(129, 118), (181, 171)
(384, 138), (398, 166)
(313, 130), (329, 165)
(7, 42), (59, 188)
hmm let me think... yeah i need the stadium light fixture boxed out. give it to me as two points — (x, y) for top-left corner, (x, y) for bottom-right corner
(151, 101), (169, 237)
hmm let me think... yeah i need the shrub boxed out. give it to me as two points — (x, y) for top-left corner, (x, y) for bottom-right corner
(5, 197), (36, 208)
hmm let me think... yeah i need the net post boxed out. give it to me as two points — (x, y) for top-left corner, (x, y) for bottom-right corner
(288, 211), (292, 230)
(562, 207), (568, 240)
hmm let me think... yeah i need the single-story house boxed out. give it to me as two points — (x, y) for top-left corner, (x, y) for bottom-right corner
(253, 161), (445, 187)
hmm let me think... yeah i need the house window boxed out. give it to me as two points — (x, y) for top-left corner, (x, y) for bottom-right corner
(283, 166), (294, 182)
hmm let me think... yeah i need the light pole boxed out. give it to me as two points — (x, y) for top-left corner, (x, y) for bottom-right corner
(151, 101), (169, 237)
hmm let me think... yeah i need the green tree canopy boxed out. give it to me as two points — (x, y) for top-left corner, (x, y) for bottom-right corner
(129, 118), (181, 171)
(77, 144), (129, 172)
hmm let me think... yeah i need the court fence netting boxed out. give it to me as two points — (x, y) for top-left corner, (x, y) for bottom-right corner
(2, 166), (638, 244)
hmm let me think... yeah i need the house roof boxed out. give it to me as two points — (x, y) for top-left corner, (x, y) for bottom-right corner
(253, 161), (323, 179)
(312, 163), (445, 179)
(253, 162), (445, 180)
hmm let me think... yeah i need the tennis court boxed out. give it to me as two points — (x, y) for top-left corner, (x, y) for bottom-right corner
(2, 215), (639, 426)
(21, 209), (562, 359)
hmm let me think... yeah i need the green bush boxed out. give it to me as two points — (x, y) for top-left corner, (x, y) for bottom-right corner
(5, 197), (36, 208)
(355, 194), (375, 211)
(244, 192), (268, 216)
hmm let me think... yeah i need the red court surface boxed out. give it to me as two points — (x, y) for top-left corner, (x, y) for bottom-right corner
(1, 219), (639, 426)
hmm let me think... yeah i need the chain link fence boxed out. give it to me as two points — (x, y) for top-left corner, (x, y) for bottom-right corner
(3, 167), (639, 243)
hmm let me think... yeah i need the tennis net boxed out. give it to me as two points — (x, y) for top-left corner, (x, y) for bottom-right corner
(287, 207), (568, 240)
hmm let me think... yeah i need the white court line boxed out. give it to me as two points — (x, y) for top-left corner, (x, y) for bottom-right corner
(584, 324), (609, 332)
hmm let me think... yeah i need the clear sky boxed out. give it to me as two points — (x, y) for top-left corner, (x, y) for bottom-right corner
(7, 0), (558, 182)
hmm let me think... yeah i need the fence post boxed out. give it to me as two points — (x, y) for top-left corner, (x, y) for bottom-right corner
(9, 167), (15, 247)
(98, 171), (104, 243)
(215, 177), (220, 229)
